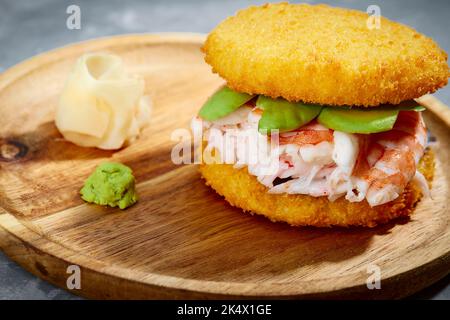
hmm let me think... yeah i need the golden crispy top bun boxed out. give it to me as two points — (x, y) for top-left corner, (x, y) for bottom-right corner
(203, 3), (449, 106)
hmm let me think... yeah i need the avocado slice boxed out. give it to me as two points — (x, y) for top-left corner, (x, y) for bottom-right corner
(256, 96), (322, 134)
(198, 86), (254, 121)
(381, 100), (425, 112)
(317, 101), (425, 134)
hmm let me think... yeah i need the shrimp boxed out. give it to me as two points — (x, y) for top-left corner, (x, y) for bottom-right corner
(353, 111), (427, 206)
(279, 121), (333, 146)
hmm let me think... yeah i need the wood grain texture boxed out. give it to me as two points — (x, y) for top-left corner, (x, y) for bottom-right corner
(0, 34), (449, 299)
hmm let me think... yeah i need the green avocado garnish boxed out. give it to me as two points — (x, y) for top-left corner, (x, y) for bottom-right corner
(317, 101), (425, 134)
(317, 108), (399, 134)
(198, 86), (254, 121)
(197, 86), (425, 134)
(256, 96), (322, 134)
(80, 162), (137, 210)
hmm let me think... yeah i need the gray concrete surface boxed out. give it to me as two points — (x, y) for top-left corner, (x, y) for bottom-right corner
(0, 0), (449, 300)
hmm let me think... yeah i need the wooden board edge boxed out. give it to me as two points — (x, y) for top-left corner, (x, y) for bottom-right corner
(0, 33), (206, 92)
(417, 94), (450, 127)
(1, 210), (449, 300)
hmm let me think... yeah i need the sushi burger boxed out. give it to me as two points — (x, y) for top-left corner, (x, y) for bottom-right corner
(192, 3), (448, 227)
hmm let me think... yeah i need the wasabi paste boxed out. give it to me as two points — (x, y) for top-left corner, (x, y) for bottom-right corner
(80, 162), (137, 209)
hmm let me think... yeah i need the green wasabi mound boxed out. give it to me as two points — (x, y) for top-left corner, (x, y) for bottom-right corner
(80, 162), (137, 209)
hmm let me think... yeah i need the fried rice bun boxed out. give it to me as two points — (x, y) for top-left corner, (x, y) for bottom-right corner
(199, 149), (434, 228)
(203, 3), (449, 107)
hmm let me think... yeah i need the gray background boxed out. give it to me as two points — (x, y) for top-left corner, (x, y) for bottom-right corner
(0, 0), (448, 299)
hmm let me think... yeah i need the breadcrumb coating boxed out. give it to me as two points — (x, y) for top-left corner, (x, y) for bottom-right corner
(203, 3), (449, 106)
(199, 149), (434, 227)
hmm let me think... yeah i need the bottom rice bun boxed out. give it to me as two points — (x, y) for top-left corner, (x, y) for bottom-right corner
(199, 150), (434, 228)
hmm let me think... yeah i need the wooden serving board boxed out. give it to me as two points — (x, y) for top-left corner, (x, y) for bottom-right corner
(0, 34), (449, 299)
